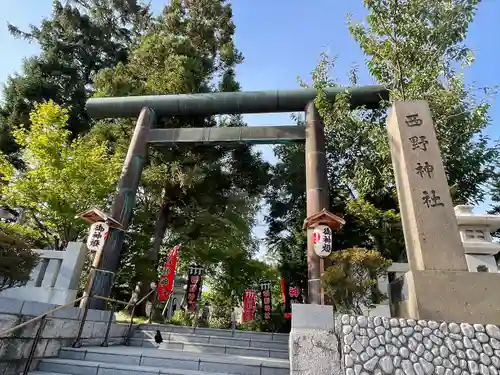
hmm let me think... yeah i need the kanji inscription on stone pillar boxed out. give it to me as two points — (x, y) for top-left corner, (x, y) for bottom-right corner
(387, 101), (467, 272)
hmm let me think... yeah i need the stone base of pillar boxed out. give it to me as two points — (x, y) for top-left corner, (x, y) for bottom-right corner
(289, 304), (342, 375)
(391, 270), (500, 324)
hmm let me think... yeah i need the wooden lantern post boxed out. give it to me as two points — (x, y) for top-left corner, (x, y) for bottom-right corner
(303, 209), (345, 304)
(76, 208), (124, 309)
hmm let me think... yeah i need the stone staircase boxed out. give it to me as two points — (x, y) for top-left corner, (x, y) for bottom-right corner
(30, 324), (290, 375)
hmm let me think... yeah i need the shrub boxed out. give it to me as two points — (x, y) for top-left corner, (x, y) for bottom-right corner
(0, 227), (40, 292)
(321, 248), (391, 315)
(168, 309), (194, 326)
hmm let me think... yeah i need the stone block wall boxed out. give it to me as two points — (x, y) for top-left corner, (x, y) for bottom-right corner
(290, 304), (500, 375)
(0, 297), (133, 375)
(339, 314), (500, 375)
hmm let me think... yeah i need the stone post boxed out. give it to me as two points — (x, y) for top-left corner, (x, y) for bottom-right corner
(289, 304), (341, 375)
(54, 242), (86, 291)
(388, 101), (500, 324)
(388, 100), (467, 271)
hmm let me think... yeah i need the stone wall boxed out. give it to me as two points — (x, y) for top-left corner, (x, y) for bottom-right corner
(340, 314), (500, 375)
(0, 242), (86, 305)
(0, 297), (132, 375)
(290, 304), (500, 375)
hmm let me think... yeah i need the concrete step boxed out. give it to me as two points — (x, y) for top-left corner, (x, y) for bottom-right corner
(138, 324), (288, 343)
(128, 337), (288, 359)
(133, 330), (289, 351)
(37, 358), (231, 375)
(29, 371), (72, 375)
(56, 346), (289, 375)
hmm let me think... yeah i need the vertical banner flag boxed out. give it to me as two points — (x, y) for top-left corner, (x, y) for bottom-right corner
(157, 243), (182, 301)
(242, 289), (256, 322)
(284, 280), (303, 319)
(259, 281), (272, 321)
(186, 264), (204, 312)
(280, 279), (286, 306)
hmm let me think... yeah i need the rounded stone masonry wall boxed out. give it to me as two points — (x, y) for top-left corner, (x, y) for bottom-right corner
(339, 314), (500, 375)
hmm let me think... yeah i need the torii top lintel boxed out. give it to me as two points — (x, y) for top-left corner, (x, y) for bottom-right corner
(86, 85), (389, 119)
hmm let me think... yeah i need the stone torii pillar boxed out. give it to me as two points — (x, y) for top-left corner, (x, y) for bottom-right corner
(304, 101), (345, 304)
(304, 101), (328, 305)
(89, 107), (156, 309)
(303, 209), (345, 304)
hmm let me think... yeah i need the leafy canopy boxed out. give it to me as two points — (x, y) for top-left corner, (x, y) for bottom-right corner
(0, 0), (150, 166)
(84, 0), (271, 301)
(266, 0), (497, 296)
(348, 0), (497, 204)
(0, 101), (123, 247)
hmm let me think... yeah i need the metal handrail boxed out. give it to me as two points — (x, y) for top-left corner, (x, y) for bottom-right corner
(93, 295), (130, 306)
(0, 296), (85, 375)
(124, 288), (156, 346)
(91, 295), (134, 347)
(72, 293), (141, 348)
(0, 294), (133, 337)
(137, 288), (156, 306)
(0, 292), (146, 375)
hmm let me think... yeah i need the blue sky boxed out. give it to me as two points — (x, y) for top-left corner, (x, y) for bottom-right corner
(0, 0), (499, 257)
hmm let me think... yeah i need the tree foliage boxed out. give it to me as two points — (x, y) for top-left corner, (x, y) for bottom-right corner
(1, 0), (150, 167)
(203, 260), (283, 331)
(348, 0), (497, 204)
(0, 0), (270, 307)
(266, 0), (497, 295)
(88, 0), (270, 297)
(4, 0), (497, 322)
(0, 101), (123, 249)
(0, 224), (40, 292)
(321, 248), (391, 315)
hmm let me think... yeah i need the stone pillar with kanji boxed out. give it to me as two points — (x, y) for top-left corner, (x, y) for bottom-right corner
(388, 101), (500, 324)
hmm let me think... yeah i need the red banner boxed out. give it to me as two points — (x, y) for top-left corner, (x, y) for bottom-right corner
(242, 289), (256, 322)
(280, 279), (286, 305)
(157, 243), (182, 301)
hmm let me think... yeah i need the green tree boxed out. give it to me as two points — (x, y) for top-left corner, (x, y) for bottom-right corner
(347, 0), (497, 204)
(321, 248), (391, 315)
(265, 81), (401, 295)
(89, 0), (270, 304)
(0, 0), (268, 308)
(1, 0), (150, 166)
(487, 167), (500, 239)
(0, 101), (123, 249)
(204, 289), (234, 329)
(207, 258), (278, 306)
(266, 0), (498, 293)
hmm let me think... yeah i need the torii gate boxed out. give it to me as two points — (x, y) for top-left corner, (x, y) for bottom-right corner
(85, 86), (388, 308)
